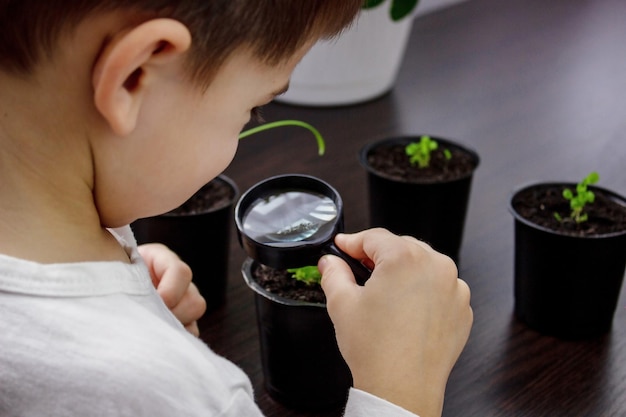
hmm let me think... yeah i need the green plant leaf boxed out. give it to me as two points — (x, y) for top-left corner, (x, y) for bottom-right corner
(287, 266), (322, 285)
(586, 191), (595, 203)
(390, 0), (420, 21)
(405, 135), (438, 168)
(585, 171), (600, 185)
(570, 198), (583, 209)
(362, 0), (386, 9)
(563, 189), (574, 200)
(561, 172), (601, 224)
(362, 0), (420, 20)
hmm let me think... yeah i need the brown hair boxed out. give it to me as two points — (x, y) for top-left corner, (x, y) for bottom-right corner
(0, 0), (362, 83)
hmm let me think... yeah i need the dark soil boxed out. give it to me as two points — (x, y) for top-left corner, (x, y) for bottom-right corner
(252, 263), (326, 304)
(168, 177), (235, 215)
(512, 184), (626, 237)
(366, 141), (478, 183)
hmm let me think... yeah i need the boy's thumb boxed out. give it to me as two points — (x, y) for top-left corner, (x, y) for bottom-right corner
(318, 254), (357, 299)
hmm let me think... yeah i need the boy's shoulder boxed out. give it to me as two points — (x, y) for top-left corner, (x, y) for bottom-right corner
(0, 284), (259, 416)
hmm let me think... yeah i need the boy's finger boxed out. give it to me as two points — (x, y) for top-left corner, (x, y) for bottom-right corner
(156, 262), (193, 308)
(334, 228), (408, 265)
(185, 321), (200, 337)
(336, 229), (438, 264)
(170, 283), (206, 326)
(318, 254), (359, 312)
(332, 228), (384, 261)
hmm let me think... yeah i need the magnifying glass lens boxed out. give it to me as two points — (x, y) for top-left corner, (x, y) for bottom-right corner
(242, 191), (338, 244)
(235, 174), (371, 284)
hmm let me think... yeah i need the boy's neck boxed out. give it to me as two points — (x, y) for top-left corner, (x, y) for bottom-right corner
(0, 218), (131, 265)
(0, 77), (130, 265)
(0, 169), (131, 264)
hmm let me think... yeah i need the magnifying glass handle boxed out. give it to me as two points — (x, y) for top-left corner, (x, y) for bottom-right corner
(323, 243), (372, 286)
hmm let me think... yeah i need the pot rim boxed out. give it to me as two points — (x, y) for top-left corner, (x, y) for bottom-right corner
(241, 257), (327, 308)
(161, 174), (240, 218)
(359, 135), (480, 184)
(508, 181), (626, 239)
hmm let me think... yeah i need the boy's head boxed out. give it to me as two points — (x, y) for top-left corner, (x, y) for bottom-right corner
(0, 1), (361, 228)
(0, 0), (361, 85)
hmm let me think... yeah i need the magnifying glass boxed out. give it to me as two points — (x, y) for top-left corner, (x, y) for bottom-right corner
(235, 174), (371, 285)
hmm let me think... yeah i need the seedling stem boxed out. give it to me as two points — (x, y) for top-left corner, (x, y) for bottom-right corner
(239, 120), (325, 156)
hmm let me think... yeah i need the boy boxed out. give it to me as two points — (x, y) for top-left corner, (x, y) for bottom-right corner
(0, 1), (473, 416)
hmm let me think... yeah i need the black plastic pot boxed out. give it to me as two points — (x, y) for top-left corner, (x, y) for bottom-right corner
(360, 136), (480, 262)
(509, 182), (626, 339)
(241, 258), (352, 410)
(132, 175), (239, 312)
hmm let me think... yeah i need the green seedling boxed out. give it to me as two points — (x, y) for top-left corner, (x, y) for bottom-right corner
(554, 171), (600, 224)
(362, 0), (420, 21)
(287, 266), (322, 285)
(239, 119), (325, 156)
(405, 135), (451, 168)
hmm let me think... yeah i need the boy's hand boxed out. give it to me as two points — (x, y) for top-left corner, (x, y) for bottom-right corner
(318, 228), (473, 417)
(138, 243), (207, 337)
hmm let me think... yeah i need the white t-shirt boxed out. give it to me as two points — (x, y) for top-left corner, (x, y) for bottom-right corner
(0, 226), (417, 417)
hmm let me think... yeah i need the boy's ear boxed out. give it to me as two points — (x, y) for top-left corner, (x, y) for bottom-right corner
(92, 18), (192, 136)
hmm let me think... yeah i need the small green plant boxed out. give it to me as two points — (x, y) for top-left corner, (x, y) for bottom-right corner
(405, 135), (451, 168)
(287, 266), (322, 285)
(554, 171), (600, 224)
(239, 120), (325, 156)
(362, 0), (420, 21)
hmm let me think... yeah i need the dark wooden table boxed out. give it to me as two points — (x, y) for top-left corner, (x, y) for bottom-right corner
(199, 0), (626, 415)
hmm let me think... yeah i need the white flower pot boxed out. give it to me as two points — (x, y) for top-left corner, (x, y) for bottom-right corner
(277, 6), (414, 106)
(277, 0), (468, 107)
